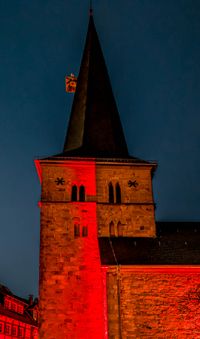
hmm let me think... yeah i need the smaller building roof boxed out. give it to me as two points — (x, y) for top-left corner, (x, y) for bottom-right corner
(0, 304), (38, 327)
(99, 222), (200, 265)
(0, 284), (28, 305)
(0, 284), (38, 327)
(0, 284), (12, 296)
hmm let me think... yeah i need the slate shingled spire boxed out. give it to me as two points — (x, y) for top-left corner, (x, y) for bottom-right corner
(63, 14), (129, 158)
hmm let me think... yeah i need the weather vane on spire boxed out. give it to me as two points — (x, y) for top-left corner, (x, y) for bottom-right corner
(89, 0), (93, 16)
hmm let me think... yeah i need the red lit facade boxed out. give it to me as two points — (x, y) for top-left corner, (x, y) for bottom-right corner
(105, 266), (200, 337)
(0, 285), (38, 338)
(37, 160), (106, 338)
(35, 10), (200, 339)
(36, 155), (200, 338)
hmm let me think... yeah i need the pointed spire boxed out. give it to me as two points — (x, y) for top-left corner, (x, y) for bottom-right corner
(63, 14), (129, 158)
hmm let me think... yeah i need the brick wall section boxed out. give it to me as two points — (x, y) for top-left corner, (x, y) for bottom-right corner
(106, 266), (200, 338)
(96, 162), (156, 237)
(39, 160), (105, 339)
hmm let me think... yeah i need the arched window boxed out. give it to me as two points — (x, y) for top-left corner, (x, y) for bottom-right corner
(117, 222), (123, 237)
(109, 221), (115, 237)
(79, 185), (85, 202)
(74, 224), (80, 237)
(82, 226), (88, 237)
(71, 185), (77, 201)
(116, 183), (121, 204)
(109, 182), (114, 203)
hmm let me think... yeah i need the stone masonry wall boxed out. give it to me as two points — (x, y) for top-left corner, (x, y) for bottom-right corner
(39, 160), (105, 339)
(96, 162), (156, 237)
(106, 266), (200, 338)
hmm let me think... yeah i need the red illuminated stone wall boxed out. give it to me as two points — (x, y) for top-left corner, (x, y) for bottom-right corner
(38, 160), (106, 339)
(96, 161), (156, 238)
(106, 266), (200, 338)
(36, 157), (158, 338)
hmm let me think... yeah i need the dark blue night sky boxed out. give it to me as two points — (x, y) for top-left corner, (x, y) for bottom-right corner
(0, 0), (200, 297)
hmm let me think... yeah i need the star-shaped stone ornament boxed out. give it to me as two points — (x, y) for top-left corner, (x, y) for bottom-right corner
(128, 180), (138, 188)
(55, 177), (65, 186)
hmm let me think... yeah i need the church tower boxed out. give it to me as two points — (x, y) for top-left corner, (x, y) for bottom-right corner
(35, 12), (156, 339)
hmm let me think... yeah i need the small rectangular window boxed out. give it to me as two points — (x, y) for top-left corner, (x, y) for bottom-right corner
(0, 322), (3, 333)
(79, 185), (85, 201)
(109, 221), (115, 237)
(4, 298), (11, 309)
(17, 305), (24, 314)
(5, 324), (11, 335)
(82, 226), (88, 237)
(11, 302), (17, 312)
(74, 224), (80, 237)
(71, 185), (78, 201)
(12, 325), (17, 336)
(18, 327), (24, 337)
